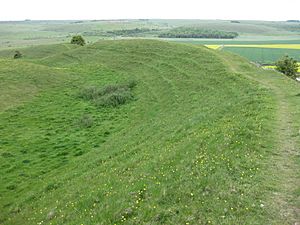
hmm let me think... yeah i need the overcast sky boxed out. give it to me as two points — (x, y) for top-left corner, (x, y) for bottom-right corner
(1, 0), (299, 21)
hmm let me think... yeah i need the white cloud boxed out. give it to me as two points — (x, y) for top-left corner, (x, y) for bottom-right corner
(0, 0), (299, 21)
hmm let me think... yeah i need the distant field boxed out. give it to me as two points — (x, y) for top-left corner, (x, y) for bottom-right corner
(173, 39), (300, 64)
(0, 20), (166, 50)
(1, 19), (300, 50)
(222, 47), (300, 64)
(205, 44), (300, 50)
(169, 38), (300, 45)
(224, 44), (300, 49)
(205, 44), (300, 64)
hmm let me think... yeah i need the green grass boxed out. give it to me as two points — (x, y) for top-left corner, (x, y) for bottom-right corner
(0, 39), (299, 224)
(0, 43), (79, 59)
(223, 47), (300, 64)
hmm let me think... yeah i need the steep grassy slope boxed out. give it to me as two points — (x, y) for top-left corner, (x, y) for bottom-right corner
(0, 40), (298, 224)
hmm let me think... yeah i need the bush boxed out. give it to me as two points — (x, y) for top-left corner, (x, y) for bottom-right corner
(95, 90), (133, 107)
(79, 81), (136, 107)
(275, 55), (299, 79)
(79, 86), (102, 101)
(13, 51), (22, 59)
(71, 35), (86, 46)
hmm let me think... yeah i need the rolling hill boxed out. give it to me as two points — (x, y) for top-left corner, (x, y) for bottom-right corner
(0, 40), (299, 224)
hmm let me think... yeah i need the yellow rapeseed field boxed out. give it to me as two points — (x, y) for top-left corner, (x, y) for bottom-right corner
(205, 45), (221, 50)
(262, 63), (300, 72)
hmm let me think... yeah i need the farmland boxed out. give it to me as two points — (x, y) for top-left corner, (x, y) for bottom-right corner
(222, 46), (300, 64)
(223, 44), (300, 49)
(1, 19), (300, 50)
(205, 44), (300, 50)
(1, 19), (299, 65)
(0, 19), (300, 224)
(202, 44), (300, 64)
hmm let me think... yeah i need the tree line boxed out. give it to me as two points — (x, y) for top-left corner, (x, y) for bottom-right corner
(106, 28), (158, 36)
(158, 27), (239, 39)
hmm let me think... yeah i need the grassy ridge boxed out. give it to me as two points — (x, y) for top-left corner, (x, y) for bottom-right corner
(0, 43), (79, 59)
(0, 40), (292, 224)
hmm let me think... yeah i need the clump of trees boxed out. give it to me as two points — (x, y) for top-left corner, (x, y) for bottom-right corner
(71, 35), (86, 46)
(13, 51), (22, 59)
(158, 27), (239, 39)
(106, 28), (158, 37)
(275, 55), (299, 79)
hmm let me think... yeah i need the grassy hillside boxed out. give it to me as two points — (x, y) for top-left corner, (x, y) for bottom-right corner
(0, 40), (299, 224)
(0, 43), (79, 59)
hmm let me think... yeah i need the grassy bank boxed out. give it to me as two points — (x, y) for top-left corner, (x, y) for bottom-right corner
(0, 40), (299, 224)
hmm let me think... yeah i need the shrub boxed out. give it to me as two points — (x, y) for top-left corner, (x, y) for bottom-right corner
(13, 51), (22, 59)
(275, 55), (299, 79)
(95, 90), (133, 107)
(70, 35), (86, 46)
(79, 81), (137, 107)
(79, 86), (102, 101)
(100, 84), (128, 96)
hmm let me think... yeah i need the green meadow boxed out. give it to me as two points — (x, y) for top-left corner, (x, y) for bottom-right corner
(0, 39), (299, 224)
(0, 18), (300, 225)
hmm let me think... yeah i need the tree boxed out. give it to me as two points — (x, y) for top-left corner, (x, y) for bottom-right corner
(13, 51), (22, 59)
(70, 35), (86, 46)
(275, 55), (299, 79)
